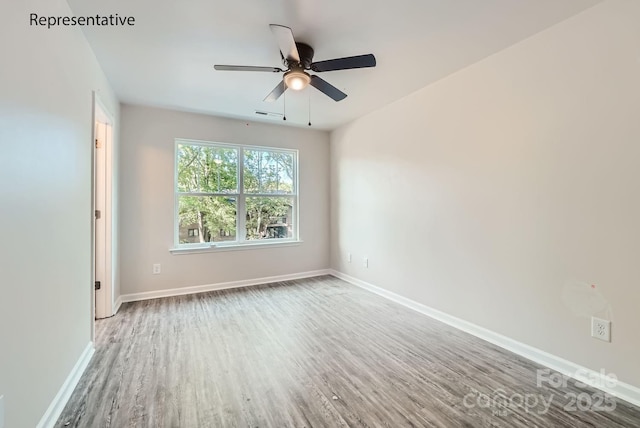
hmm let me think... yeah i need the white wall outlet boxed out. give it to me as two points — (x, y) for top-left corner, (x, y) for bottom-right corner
(0, 395), (5, 428)
(591, 317), (611, 342)
(152, 263), (161, 275)
(347, 253), (352, 263)
(363, 257), (368, 268)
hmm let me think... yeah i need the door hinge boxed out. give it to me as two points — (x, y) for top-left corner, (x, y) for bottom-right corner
(95, 138), (102, 149)
(95, 281), (101, 290)
(95, 210), (101, 219)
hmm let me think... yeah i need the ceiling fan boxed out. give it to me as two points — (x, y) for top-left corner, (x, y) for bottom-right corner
(214, 24), (376, 102)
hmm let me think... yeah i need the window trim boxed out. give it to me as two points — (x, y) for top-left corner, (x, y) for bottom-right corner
(173, 138), (300, 250)
(169, 239), (303, 255)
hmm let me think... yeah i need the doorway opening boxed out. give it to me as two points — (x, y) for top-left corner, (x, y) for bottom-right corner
(93, 94), (115, 322)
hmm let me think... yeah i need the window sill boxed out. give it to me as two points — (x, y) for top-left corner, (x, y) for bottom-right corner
(170, 240), (303, 255)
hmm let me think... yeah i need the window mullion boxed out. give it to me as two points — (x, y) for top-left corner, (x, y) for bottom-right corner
(238, 148), (246, 241)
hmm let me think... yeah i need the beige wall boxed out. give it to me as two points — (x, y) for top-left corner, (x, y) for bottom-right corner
(331, 0), (640, 387)
(0, 0), (119, 426)
(119, 105), (330, 295)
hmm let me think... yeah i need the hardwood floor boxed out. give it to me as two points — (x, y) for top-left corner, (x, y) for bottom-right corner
(57, 275), (640, 427)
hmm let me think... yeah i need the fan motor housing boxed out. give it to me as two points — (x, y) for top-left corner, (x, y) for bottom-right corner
(284, 42), (314, 69)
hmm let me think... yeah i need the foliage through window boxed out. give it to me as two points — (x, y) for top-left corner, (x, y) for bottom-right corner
(175, 140), (298, 247)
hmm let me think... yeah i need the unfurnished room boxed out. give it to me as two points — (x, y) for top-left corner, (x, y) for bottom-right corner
(1, 0), (640, 427)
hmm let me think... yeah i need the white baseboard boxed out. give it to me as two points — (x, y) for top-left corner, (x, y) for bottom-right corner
(330, 270), (640, 408)
(113, 295), (123, 315)
(120, 269), (332, 303)
(37, 342), (95, 428)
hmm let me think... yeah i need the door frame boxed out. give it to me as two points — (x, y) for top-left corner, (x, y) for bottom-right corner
(91, 92), (115, 328)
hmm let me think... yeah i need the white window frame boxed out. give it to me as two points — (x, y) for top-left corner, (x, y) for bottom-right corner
(172, 138), (299, 251)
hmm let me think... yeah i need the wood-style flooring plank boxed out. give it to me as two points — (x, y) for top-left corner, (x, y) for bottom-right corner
(56, 276), (640, 427)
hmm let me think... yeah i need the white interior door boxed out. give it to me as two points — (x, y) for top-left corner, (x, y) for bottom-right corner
(93, 98), (114, 320)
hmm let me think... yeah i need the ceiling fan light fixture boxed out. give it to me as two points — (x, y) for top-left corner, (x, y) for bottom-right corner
(214, 25), (376, 103)
(284, 69), (311, 91)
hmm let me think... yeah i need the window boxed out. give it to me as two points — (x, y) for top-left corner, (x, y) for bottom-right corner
(175, 139), (298, 248)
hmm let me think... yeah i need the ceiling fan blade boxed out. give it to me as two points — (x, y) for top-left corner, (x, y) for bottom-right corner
(309, 75), (347, 102)
(263, 80), (287, 102)
(311, 54), (376, 72)
(269, 24), (300, 63)
(214, 65), (283, 72)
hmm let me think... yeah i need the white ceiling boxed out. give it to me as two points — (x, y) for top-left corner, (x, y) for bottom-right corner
(67, 0), (599, 130)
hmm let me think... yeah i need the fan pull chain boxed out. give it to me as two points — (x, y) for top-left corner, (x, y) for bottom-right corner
(283, 91), (287, 121)
(308, 93), (311, 127)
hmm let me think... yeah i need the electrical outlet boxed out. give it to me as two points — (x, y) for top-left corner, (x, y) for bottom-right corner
(591, 317), (611, 342)
(363, 257), (368, 268)
(347, 253), (352, 263)
(152, 263), (161, 275)
(0, 395), (5, 428)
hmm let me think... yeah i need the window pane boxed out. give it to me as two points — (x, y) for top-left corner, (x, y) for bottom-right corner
(177, 144), (238, 193)
(178, 196), (236, 243)
(245, 197), (294, 240)
(243, 150), (294, 194)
